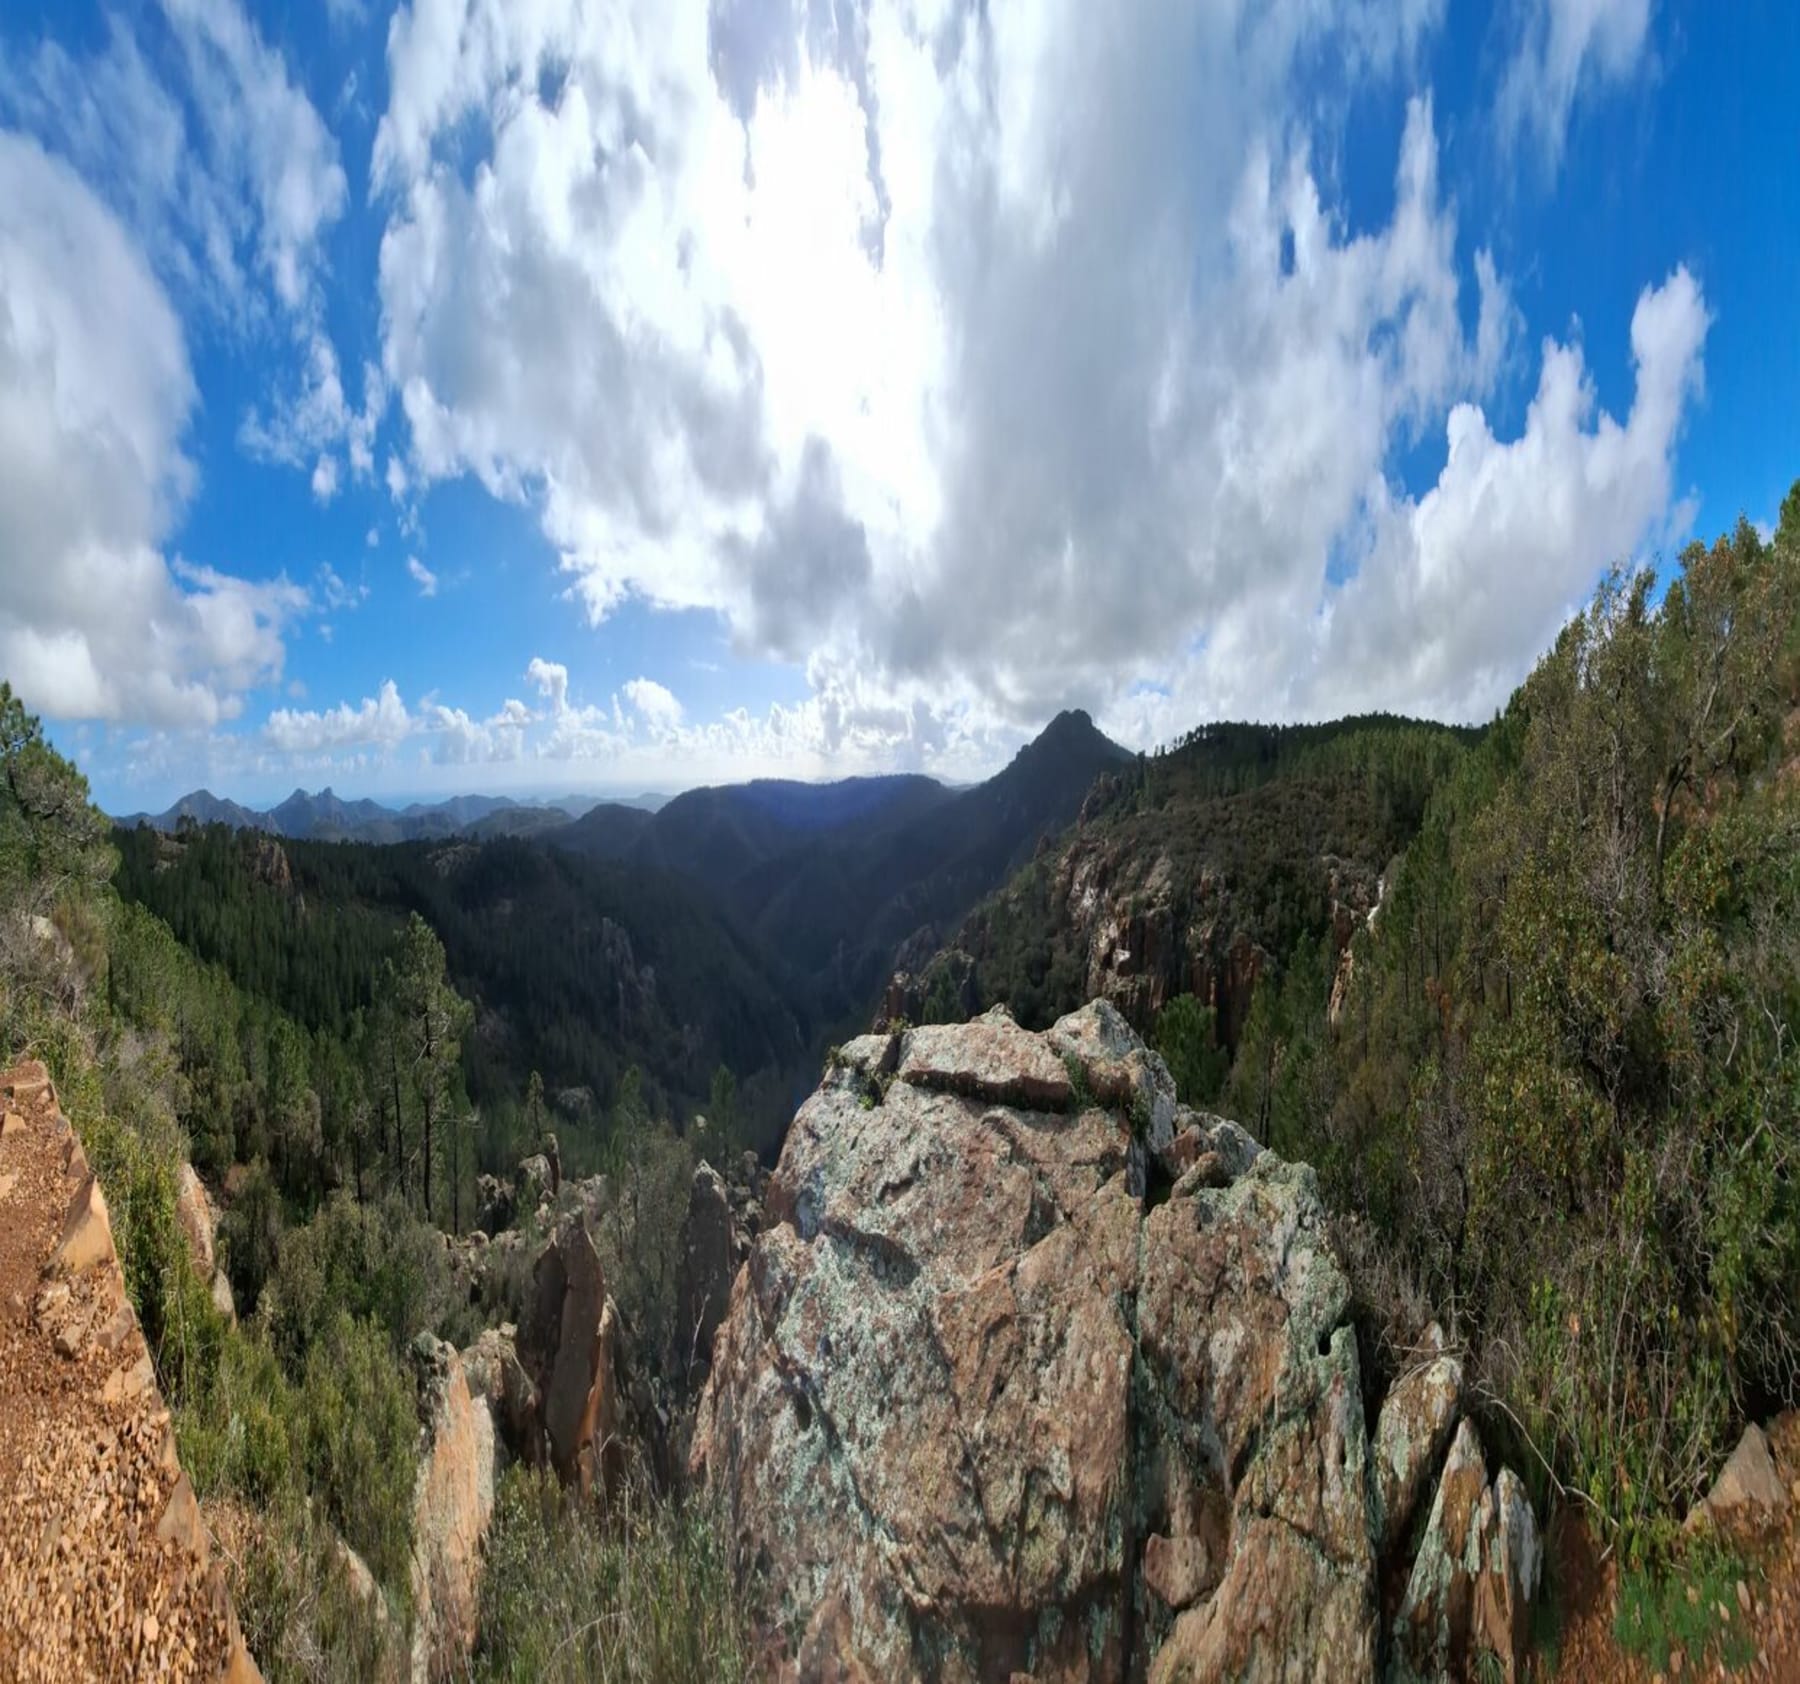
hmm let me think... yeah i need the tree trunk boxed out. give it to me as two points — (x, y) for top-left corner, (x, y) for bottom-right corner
(390, 1047), (406, 1201)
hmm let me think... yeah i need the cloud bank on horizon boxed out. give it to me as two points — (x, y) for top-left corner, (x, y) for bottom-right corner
(0, 0), (1738, 804)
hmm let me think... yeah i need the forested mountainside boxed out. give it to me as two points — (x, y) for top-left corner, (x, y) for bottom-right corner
(906, 712), (1481, 1036)
(113, 825), (809, 1141)
(2, 490), (1798, 1682)
(917, 503), (1800, 1550)
(110, 708), (1131, 1147)
(560, 708), (1132, 1029)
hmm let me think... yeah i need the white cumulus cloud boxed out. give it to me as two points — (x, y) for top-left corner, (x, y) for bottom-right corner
(406, 556), (439, 597)
(265, 678), (412, 752)
(365, 0), (1703, 764)
(622, 677), (683, 730)
(1498, 0), (1655, 170)
(0, 134), (305, 727)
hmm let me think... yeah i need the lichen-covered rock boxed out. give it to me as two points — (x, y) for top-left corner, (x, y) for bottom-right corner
(692, 1006), (1387, 1682)
(1144, 1165), (1376, 1683)
(175, 1162), (218, 1280)
(1046, 998), (1178, 1154)
(895, 1004), (1074, 1109)
(1392, 1417), (1540, 1683)
(1372, 1326), (1463, 1553)
(1473, 1467), (1541, 1684)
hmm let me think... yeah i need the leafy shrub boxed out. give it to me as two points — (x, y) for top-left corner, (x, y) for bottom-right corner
(178, 1313), (419, 1608)
(298, 1313), (420, 1595)
(262, 1191), (455, 1376)
(219, 1494), (407, 1684)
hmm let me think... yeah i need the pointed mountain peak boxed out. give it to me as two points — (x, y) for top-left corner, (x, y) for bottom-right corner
(1015, 708), (1129, 766)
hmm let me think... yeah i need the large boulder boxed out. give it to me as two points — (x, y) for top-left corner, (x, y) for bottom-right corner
(518, 1218), (632, 1498)
(691, 1005), (1416, 1682)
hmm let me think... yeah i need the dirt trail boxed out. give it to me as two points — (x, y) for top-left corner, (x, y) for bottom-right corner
(0, 1059), (258, 1682)
(1545, 1414), (1800, 1684)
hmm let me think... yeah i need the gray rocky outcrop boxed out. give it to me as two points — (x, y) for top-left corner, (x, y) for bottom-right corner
(690, 1003), (1539, 1683)
(1372, 1324), (1464, 1555)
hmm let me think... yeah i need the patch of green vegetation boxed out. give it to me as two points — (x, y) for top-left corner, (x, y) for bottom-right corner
(1063, 1051), (1095, 1112)
(1615, 1537), (1759, 1676)
(474, 1467), (753, 1683)
(1153, 993), (1229, 1106)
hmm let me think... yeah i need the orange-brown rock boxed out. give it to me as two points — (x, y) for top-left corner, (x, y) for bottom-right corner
(408, 1335), (499, 1683)
(1688, 1422), (1790, 1536)
(47, 1173), (113, 1276)
(176, 1161), (218, 1279)
(519, 1217), (632, 1498)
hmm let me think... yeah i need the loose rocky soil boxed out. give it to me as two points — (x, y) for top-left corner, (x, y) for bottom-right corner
(1544, 1414), (1800, 1684)
(0, 1060), (257, 1681)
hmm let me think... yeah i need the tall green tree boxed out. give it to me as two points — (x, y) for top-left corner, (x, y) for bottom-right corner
(0, 681), (112, 924)
(390, 914), (474, 1226)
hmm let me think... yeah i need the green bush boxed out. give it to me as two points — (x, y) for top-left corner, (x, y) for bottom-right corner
(1153, 993), (1229, 1107)
(1615, 1536), (1759, 1675)
(475, 1466), (752, 1684)
(178, 1312), (419, 1608)
(299, 1313), (420, 1596)
(262, 1191), (455, 1376)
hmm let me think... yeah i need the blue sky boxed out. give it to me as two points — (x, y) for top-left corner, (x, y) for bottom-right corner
(0, 0), (1794, 814)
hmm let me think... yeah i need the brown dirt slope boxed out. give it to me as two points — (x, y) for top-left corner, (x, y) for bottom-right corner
(1546, 1414), (1800, 1684)
(0, 1059), (260, 1682)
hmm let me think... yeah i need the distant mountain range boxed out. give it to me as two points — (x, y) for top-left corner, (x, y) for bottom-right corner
(554, 708), (1134, 1033)
(114, 786), (666, 844)
(112, 709), (1134, 1140)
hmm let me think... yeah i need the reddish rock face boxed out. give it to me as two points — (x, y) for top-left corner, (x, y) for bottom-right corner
(692, 1006), (1388, 1682)
(409, 1338), (500, 1682)
(522, 1219), (629, 1499)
